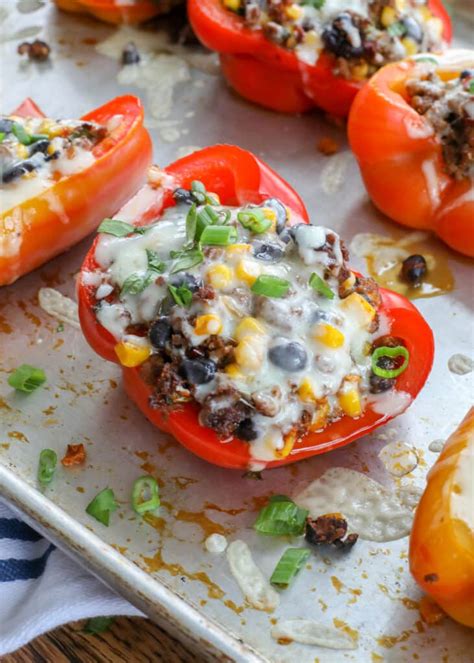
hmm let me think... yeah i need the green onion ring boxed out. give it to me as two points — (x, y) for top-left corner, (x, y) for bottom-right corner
(371, 345), (410, 379)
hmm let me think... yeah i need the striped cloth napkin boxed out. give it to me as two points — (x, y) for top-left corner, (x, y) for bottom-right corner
(0, 499), (141, 656)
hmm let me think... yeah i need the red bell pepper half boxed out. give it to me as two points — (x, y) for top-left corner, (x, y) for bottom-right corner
(188, 0), (452, 117)
(1, 95), (152, 286)
(348, 50), (474, 257)
(78, 145), (434, 469)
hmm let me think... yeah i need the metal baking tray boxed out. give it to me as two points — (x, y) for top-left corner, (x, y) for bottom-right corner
(1, 2), (473, 661)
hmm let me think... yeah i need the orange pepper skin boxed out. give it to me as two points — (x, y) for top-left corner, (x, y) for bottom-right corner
(188, 0), (451, 117)
(410, 408), (474, 628)
(78, 145), (434, 469)
(348, 50), (474, 257)
(53, 0), (179, 24)
(0, 95), (152, 286)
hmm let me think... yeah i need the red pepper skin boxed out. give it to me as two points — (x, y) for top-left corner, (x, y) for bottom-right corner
(1, 95), (152, 286)
(348, 51), (474, 257)
(53, 0), (177, 24)
(188, 0), (452, 117)
(78, 145), (434, 469)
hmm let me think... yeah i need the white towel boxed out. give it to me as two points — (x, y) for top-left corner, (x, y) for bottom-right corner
(0, 499), (142, 656)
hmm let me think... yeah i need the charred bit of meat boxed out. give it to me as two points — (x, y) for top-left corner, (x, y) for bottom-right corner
(17, 39), (51, 62)
(199, 387), (253, 438)
(305, 514), (359, 551)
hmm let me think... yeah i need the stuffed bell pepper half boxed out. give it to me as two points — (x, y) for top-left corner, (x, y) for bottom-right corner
(188, 0), (451, 116)
(78, 145), (434, 470)
(348, 49), (474, 257)
(0, 96), (151, 286)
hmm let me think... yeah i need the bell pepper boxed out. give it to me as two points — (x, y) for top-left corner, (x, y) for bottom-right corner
(348, 50), (474, 257)
(410, 408), (474, 627)
(78, 144), (434, 469)
(53, 0), (181, 24)
(187, 0), (451, 117)
(1, 95), (152, 286)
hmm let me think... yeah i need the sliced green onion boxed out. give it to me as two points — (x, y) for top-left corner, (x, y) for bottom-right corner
(120, 272), (150, 296)
(86, 487), (118, 526)
(12, 122), (32, 145)
(309, 272), (334, 299)
(30, 133), (49, 143)
(38, 449), (57, 485)
(186, 203), (197, 242)
(270, 548), (311, 587)
(371, 345), (410, 379)
(169, 247), (204, 274)
(191, 180), (206, 194)
(254, 498), (308, 536)
(200, 225), (237, 246)
(168, 283), (193, 308)
(413, 56), (438, 64)
(302, 0), (325, 8)
(468, 80), (474, 94)
(98, 218), (135, 237)
(146, 249), (166, 273)
(131, 475), (160, 514)
(84, 617), (114, 634)
(251, 275), (290, 298)
(238, 209), (272, 234)
(270, 494), (292, 503)
(0, 132), (5, 143)
(387, 21), (405, 37)
(8, 364), (46, 393)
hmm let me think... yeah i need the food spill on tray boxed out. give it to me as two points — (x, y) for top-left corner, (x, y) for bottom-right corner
(77, 148), (434, 469)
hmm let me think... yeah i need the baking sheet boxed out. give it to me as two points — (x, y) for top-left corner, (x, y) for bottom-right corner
(1, 2), (473, 661)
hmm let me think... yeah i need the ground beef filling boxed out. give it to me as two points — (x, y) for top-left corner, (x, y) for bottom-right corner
(406, 69), (474, 180)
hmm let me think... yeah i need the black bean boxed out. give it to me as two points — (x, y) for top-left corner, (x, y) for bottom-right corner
(149, 317), (172, 349)
(169, 272), (203, 292)
(0, 119), (13, 133)
(262, 197), (287, 232)
(173, 188), (194, 205)
(401, 254), (427, 284)
(401, 17), (422, 43)
(369, 373), (395, 394)
(121, 42), (140, 65)
(181, 358), (216, 385)
(253, 242), (284, 263)
(2, 159), (36, 183)
(268, 342), (308, 372)
(236, 418), (259, 441)
(322, 13), (364, 60)
(460, 70), (473, 79)
(29, 139), (50, 156)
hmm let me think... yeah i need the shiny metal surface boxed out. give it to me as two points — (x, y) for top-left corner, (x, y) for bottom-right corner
(1, 2), (473, 661)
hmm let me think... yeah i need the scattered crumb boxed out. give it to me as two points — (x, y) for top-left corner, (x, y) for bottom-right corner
(317, 137), (339, 156)
(17, 38), (50, 61)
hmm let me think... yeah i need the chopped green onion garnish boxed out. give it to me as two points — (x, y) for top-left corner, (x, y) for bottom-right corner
(8, 364), (46, 393)
(251, 275), (290, 298)
(146, 249), (166, 273)
(468, 80), (474, 94)
(309, 272), (334, 299)
(371, 345), (410, 379)
(30, 133), (48, 143)
(387, 21), (405, 37)
(270, 494), (292, 503)
(302, 0), (325, 8)
(191, 180), (206, 194)
(270, 548), (310, 587)
(254, 498), (308, 536)
(168, 283), (193, 308)
(0, 132), (5, 143)
(200, 225), (237, 246)
(120, 273), (151, 296)
(413, 56), (438, 64)
(186, 203), (197, 242)
(237, 209), (272, 234)
(131, 475), (160, 514)
(84, 617), (114, 634)
(86, 487), (118, 526)
(98, 218), (135, 237)
(169, 247), (204, 274)
(38, 449), (57, 485)
(12, 122), (32, 145)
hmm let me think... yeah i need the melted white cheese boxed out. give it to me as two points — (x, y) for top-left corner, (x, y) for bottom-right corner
(226, 540), (279, 611)
(379, 440), (418, 477)
(38, 288), (80, 329)
(204, 533), (228, 553)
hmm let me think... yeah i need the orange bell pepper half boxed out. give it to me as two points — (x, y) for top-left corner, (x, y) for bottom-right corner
(348, 49), (474, 257)
(77, 145), (434, 470)
(188, 0), (451, 117)
(0, 95), (152, 286)
(410, 407), (474, 628)
(53, 0), (179, 24)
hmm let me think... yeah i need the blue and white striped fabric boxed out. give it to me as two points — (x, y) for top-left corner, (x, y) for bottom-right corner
(0, 499), (141, 656)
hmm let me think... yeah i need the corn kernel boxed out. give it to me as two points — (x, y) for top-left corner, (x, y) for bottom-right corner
(313, 323), (345, 348)
(235, 336), (265, 370)
(226, 243), (251, 256)
(309, 399), (330, 432)
(235, 316), (266, 340)
(339, 388), (362, 418)
(275, 431), (297, 459)
(17, 144), (28, 159)
(194, 314), (223, 336)
(235, 258), (261, 286)
(297, 377), (318, 404)
(223, 0), (240, 10)
(418, 6), (431, 20)
(394, 0), (406, 10)
(340, 271), (356, 295)
(351, 62), (369, 81)
(401, 37), (418, 56)
(225, 363), (244, 379)
(381, 6), (397, 27)
(115, 341), (151, 367)
(286, 4), (302, 20)
(340, 292), (376, 328)
(206, 264), (233, 289)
